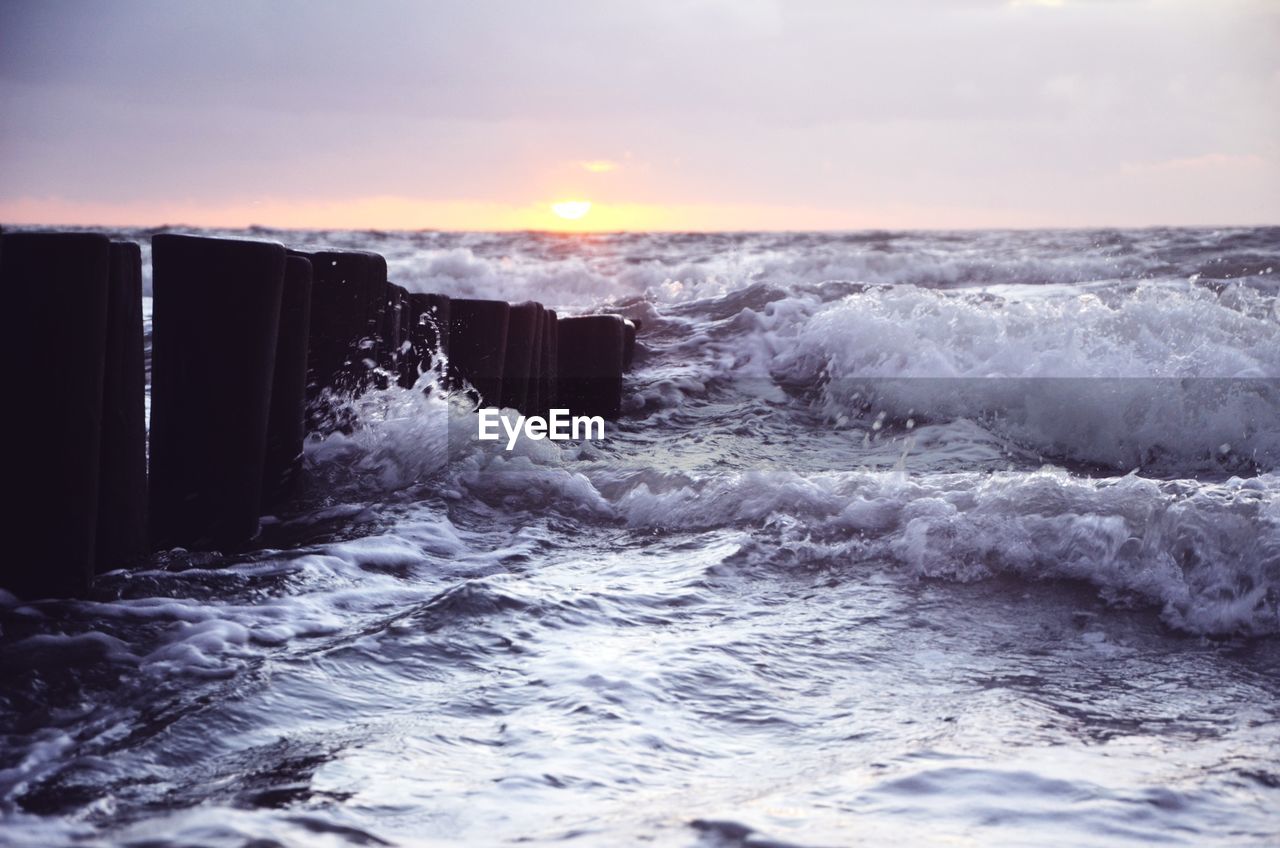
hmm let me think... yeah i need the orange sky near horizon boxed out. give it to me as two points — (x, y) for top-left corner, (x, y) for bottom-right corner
(0, 195), (1039, 233)
(5, 180), (1271, 233)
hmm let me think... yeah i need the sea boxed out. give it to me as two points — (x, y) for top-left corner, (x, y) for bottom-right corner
(1, 227), (1278, 847)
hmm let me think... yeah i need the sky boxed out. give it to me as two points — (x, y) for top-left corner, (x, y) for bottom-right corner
(1, 0), (1277, 231)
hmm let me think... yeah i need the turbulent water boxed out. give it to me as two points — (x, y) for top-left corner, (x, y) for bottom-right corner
(2, 227), (1279, 847)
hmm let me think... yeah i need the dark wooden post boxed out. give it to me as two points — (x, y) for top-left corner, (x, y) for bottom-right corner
(0, 232), (112, 597)
(405, 292), (450, 389)
(262, 254), (313, 506)
(303, 250), (387, 402)
(149, 234), (285, 549)
(97, 241), (149, 571)
(525, 305), (545, 415)
(500, 302), (541, 413)
(558, 315), (625, 420)
(378, 283), (407, 387)
(448, 299), (510, 407)
(539, 308), (558, 416)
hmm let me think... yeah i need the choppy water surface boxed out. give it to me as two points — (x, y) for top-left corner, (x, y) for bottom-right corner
(2, 227), (1279, 847)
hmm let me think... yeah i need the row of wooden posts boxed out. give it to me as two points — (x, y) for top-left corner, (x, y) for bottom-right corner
(0, 231), (638, 600)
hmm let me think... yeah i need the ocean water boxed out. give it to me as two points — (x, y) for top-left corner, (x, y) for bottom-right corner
(2, 227), (1279, 847)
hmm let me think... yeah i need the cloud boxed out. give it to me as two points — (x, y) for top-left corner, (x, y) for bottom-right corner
(1121, 153), (1268, 174)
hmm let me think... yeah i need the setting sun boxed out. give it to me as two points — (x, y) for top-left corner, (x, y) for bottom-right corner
(551, 200), (592, 221)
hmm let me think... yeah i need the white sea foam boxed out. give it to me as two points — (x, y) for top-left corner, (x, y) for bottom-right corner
(754, 281), (1280, 472)
(612, 466), (1280, 636)
(297, 394), (1280, 635)
(302, 370), (456, 495)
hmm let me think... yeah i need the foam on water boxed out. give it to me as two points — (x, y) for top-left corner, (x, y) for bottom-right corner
(616, 466), (1280, 636)
(764, 281), (1280, 472)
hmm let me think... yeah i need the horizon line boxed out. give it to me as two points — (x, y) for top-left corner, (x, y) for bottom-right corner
(4, 221), (1277, 235)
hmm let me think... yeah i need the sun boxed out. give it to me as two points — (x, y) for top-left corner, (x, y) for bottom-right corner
(551, 200), (592, 221)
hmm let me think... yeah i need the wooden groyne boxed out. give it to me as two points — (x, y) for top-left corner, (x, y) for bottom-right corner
(0, 231), (639, 599)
